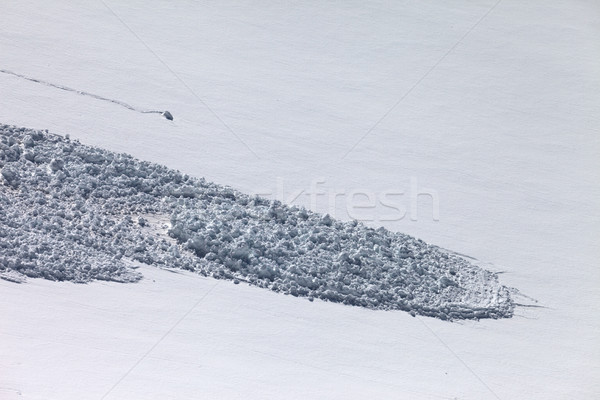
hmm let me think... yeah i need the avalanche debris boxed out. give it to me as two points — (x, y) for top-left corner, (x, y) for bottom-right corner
(0, 124), (515, 320)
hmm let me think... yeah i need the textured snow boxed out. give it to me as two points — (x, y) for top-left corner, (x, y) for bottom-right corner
(1, 1), (598, 398)
(0, 124), (513, 320)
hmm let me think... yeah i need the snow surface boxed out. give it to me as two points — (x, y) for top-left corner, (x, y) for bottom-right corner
(1, 0), (599, 399)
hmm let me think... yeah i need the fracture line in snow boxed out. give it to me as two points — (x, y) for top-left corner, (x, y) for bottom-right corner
(0, 68), (169, 117)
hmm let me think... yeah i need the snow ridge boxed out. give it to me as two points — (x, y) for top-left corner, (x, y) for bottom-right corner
(0, 125), (514, 320)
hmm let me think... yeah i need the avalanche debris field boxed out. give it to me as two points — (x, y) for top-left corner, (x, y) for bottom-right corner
(0, 125), (514, 320)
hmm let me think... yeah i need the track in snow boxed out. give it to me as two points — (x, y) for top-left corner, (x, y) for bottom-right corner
(0, 68), (171, 119)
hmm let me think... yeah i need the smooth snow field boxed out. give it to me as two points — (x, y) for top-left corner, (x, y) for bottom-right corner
(1, 1), (599, 399)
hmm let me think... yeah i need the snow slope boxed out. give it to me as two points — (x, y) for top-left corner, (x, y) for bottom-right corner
(1, 0), (599, 399)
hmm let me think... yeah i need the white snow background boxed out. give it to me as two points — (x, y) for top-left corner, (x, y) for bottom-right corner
(1, 1), (599, 399)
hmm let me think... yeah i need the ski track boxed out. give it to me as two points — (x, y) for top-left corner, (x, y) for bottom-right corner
(0, 68), (166, 117)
